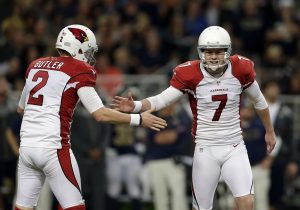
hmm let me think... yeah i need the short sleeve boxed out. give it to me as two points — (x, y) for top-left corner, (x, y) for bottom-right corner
(231, 55), (256, 89)
(70, 71), (97, 90)
(170, 68), (190, 90)
(170, 61), (203, 91)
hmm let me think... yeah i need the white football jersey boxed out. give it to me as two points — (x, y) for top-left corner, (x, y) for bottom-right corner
(170, 55), (256, 146)
(20, 56), (97, 149)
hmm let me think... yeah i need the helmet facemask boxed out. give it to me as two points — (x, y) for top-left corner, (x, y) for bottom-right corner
(84, 47), (98, 66)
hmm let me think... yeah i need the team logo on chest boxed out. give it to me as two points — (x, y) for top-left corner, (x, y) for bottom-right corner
(210, 86), (228, 93)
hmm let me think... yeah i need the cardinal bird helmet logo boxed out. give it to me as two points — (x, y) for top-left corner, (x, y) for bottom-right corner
(68, 27), (89, 43)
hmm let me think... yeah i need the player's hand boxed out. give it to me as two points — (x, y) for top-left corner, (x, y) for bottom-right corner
(17, 106), (24, 115)
(140, 108), (167, 131)
(111, 92), (135, 113)
(265, 130), (276, 154)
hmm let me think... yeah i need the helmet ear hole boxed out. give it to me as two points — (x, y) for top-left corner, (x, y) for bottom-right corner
(78, 49), (83, 54)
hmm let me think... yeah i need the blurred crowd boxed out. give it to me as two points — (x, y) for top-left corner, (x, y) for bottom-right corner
(1, 0), (300, 94)
(1, 0), (300, 210)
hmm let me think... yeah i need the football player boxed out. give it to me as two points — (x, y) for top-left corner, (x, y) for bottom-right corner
(112, 26), (276, 210)
(14, 24), (167, 210)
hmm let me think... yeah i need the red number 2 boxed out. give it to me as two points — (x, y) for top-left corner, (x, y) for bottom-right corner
(212, 94), (227, 121)
(27, 71), (49, 106)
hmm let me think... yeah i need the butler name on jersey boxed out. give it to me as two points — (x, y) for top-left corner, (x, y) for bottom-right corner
(15, 24), (169, 210)
(20, 56), (97, 149)
(170, 54), (255, 146)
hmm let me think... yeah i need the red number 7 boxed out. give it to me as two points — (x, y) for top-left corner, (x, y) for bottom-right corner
(212, 94), (227, 121)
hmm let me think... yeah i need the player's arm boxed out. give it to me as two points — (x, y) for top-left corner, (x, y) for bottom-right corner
(6, 128), (19, 156)
(244, 81), (276, 154)
(17, 84), (27, 115)
(78, 87), (167, 131)
(112, 86), (183, 113)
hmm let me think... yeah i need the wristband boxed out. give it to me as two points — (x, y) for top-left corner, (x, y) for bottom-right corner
(139, 114), (142, 126)
(132, 101), (142, 113)
(130, 114), (141, 126)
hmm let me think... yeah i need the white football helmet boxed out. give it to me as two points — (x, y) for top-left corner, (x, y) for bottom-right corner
(56, 24), (98, 66)
(197, 26), (231, 71)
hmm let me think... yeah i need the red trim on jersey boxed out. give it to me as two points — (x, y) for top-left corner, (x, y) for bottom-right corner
(230, 55), (256, 89)
(58, 204), (86, 210)
(170, 60), (203, 90)
(59, 86), (78, 147)
(26, 57), (45, 78)
(57, 58), (96, 147)
(59, 72), (96, 147)
(188, 94), (198, 140)
(170, 60), (204, 141)
(191, 182), (200, 209)
(14, 207), (21, 210)
(58, 204), (63, 210)
(57, 147), (81, 193)
(64, 204), (86, 210)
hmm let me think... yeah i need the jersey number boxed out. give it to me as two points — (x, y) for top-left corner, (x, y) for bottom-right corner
(27, 71), (49, 106)
(212, 94), (227, 121)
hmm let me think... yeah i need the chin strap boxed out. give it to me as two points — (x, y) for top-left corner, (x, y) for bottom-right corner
(204, 63), (228, 77)
(203, 59), (229, 72)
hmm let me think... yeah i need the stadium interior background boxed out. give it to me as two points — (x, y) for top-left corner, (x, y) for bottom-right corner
(0, 0), (300, 210)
